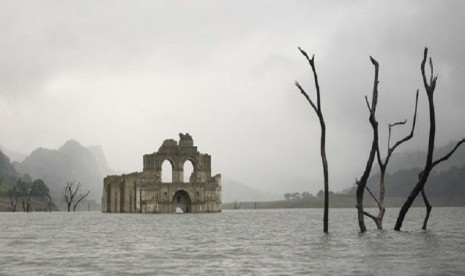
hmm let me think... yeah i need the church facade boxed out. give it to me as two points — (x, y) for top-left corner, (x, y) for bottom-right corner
(102, 133), (222, 213)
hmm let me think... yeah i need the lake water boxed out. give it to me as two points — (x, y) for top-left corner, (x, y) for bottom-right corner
(0, 207), (464, 275)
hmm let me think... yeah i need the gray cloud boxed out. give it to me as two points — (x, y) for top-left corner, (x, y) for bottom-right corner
(0, 1), (464, 197)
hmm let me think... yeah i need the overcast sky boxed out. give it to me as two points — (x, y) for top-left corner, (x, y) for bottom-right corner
(1, 1), (464, 197)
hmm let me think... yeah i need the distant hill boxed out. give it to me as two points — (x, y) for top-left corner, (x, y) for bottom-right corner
(222, 178), (272, 203)
(14, 140), (111, 203)
(384, 140), (465, 173)
(87, 145), (113, 176)
(342, 140), (465, 205)
(345, 164), (465, 206)
(0, 150), (18, 184)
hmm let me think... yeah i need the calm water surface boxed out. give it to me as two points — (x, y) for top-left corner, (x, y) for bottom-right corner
(0, 208), (464, 275)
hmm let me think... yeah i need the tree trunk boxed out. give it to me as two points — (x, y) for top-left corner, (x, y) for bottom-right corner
(395, 49), (436, 231)
(355, 57), (380, 233)
(421, 188), (432, 230)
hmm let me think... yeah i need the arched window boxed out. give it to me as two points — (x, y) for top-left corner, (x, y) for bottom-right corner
(161, 160), (173, 183)
(183, 160), (195, 183)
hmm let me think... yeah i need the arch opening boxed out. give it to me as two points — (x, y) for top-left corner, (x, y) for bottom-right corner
(161, 159), (173, 183)
(172, 190), (192, 213)
(183, 159), (195, 183)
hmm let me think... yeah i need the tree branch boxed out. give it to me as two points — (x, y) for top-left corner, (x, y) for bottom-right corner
(386, 90), (419, 164)
(363, 210), (377, 221)
(365, 185), (381, 209)
(298, 47), (321, 110)
(295, 81), (318, 114)
(364, 95), (372, 113)
(431, 139), (465, 169)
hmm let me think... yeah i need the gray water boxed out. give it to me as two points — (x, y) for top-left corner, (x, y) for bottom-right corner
(0, 208), (464, 276)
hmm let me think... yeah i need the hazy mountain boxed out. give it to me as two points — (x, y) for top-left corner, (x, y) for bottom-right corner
(385, 140), (465, 174)
(87, 145), (113, 176)
(0, 149), (18, 184)
(0, 145), (27, 163)
(222, 178), (275, 203)
(345, 164), (465, 205)
(14, 140), (111, 202)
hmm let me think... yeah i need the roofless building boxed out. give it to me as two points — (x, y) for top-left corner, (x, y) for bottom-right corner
(102, 133), (222, 213)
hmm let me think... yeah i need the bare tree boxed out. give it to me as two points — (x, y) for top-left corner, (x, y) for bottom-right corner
(295, 47), (329, 233)
(355, 57), (380, 233)
(8, 185), (18, 212)
(394, 48), (465, 231)
(63, 180), (90, 212)
(73, 189), (90, 212)
(17, 179), (35, 212)
(364, 90), (419, 229)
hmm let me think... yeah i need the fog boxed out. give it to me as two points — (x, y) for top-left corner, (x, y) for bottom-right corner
(0, 1), (464, 198)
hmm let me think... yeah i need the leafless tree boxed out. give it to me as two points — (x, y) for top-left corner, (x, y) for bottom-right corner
(394, 48), (465, 231)
(355, 57), (380, 233)
(17, 179), (35, 212)
(364, 90), (419, 229)
(8, 185), (18, 212)
(295, 47), (329, 233)
(63, 180), (90, 212)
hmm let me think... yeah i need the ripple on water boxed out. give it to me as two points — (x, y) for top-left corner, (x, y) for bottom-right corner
(0, 208), (464, 275)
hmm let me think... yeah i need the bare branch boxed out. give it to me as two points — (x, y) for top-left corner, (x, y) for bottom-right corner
(364, 95), (372, 113)
(298, 47), (321, 110)
(363, 210), (377, 221)
(429, 57), (434, 84)
(73, 190), (90, 212)
(431, 139), (465, 169)
(389, 120), (407, 128)
(365, 185), (381, 209)
(295, 81), (318, 114)
(421, 47), (430, 92)
(386, 90), (419, 163)
(298, 47), (314, 67)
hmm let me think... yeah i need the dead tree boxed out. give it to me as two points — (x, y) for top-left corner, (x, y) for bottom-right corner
(394, 48), (465, 231)
(355, 57), (380, 233)
(63, 180), (90, 212)
(295, 47), (329, 233)
(364, 91), (419, 229)
(17, 179), (35, 212)
(8, 185), (18, 212)
(73, 190), (90, 212)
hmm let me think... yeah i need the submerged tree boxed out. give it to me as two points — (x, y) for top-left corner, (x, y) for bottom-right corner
(394, 48), (465, 231)
(17, 179), (35, 212)
(8, 184), (19, 212)
(295, 47), (329, 233)
(364, 90), (418, 230)
(63, 180), (90, 212)
(355, 57), (380, 233)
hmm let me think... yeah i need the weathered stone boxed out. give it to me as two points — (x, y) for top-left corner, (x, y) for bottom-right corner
(102, 133), (221, 213)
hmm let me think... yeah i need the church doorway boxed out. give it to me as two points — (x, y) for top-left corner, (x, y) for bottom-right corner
(172, 190), (192, 213)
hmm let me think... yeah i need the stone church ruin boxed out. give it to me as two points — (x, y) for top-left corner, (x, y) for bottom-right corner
(102, 133), (222, 213)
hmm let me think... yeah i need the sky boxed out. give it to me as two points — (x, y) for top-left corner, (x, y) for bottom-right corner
(0, 0), (464, 198)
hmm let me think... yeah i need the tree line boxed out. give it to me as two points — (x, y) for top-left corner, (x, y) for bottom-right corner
(283, 190), (334, 200)
(1, 174), (90, 212)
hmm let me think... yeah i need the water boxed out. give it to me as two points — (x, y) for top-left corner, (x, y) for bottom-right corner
(1, 208), (464, 275)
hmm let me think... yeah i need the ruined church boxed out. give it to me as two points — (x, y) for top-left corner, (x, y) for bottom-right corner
(102, 133), (222, 213)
